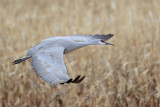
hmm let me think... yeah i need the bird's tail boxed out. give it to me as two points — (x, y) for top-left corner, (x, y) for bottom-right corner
(12, 56), (31, 65)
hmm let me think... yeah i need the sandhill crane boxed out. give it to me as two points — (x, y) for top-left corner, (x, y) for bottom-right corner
(13, 34), (114, 86)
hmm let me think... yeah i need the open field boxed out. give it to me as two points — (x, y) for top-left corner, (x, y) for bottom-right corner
(0, 0), (160, 106)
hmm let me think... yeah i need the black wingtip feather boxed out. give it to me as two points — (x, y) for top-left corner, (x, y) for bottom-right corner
(105, 33), (114, 40)
(94, 33), (114, 41)
(61, 75), (86, 85)
(73, 75), (86, 83)
(72, 75), (81, 82)
(12, 57), (31, 65)
(12, 59), (23, 65)
(66, 79), (73, 84)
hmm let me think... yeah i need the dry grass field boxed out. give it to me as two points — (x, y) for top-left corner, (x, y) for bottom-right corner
(0, 0), (160, 107)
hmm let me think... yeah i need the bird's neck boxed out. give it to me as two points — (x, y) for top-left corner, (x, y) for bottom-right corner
(64, 40), (99, 54)
(75, 40), (98, 49)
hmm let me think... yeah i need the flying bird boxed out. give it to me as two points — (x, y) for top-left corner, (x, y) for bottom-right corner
(13, 34), (114, 86)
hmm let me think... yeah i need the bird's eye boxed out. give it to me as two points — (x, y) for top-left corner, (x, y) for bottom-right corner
(100, 40), (105, 42)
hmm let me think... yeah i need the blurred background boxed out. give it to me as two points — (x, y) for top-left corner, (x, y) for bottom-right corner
(0, 0), (160, 106)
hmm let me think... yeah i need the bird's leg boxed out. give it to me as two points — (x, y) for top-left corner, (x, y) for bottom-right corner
(54, 86), (63, 107)
(57, 95), (63, 107)
(54, 94), (63, 107)
(54, 87), (58, 107)
(54, 95), (57, 107)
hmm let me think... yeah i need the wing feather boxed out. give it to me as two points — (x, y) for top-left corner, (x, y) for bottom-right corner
(31, 46), (70, 86)
(41, 34), (114, 43)
(65, 34), (114, 42)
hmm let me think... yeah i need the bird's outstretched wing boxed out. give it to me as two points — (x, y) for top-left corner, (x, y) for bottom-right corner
(31, 46), (85, 86)
(41, 34), (114, 43)
(65, 34), (114, 42)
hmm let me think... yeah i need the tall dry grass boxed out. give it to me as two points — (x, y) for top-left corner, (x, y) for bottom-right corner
(0, 0), (160, 106)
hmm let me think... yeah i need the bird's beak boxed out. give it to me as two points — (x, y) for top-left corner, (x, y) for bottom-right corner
(105, 42), (115, 46)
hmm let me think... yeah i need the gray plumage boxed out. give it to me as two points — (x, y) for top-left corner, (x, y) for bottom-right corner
(13, 34), (114, 86)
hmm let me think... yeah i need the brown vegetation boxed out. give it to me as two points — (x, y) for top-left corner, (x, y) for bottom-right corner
(0, 0), (160, 106)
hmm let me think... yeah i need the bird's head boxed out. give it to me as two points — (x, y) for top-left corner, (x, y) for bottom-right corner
(100, 39), (115, 46)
